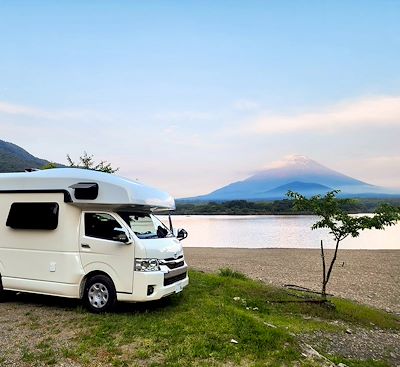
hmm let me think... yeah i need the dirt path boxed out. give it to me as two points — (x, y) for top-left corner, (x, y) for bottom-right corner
(185, 248), (400, 314)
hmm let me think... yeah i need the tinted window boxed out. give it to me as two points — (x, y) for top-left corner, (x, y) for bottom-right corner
(85, 213), (123, 241)
(6, 202), (59, 230)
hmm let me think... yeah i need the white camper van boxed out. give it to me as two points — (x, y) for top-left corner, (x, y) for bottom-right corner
(0, 168), (188, 312)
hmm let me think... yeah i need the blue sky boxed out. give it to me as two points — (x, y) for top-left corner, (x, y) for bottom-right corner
(1, 1), (399, 196)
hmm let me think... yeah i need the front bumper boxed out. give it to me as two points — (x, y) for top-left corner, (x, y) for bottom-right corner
(117, 265), (189, 302)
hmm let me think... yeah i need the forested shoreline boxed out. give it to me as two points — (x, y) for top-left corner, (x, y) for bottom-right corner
(174, 198), (400, 215)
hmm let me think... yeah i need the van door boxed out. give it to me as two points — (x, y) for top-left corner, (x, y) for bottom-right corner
(79, 212), (134, 293)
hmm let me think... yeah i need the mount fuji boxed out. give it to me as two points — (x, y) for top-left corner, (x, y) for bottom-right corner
(187, 155), (397, 201)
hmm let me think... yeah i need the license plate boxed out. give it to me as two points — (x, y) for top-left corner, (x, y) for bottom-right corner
(175, 283), (183, 293)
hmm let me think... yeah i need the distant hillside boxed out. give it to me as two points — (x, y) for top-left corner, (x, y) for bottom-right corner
(0, 139), (52, 172)
(186, 155), (398, 201)
(260, 181), (333, 199)
(174, 197), (400, 215)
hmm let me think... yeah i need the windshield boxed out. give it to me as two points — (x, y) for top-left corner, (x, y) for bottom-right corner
(118, 212), (173, 239)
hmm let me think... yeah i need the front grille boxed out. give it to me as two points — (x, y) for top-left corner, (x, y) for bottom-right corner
(163, 255), (183, 262)
(159, 256), (185, 270)
(160, 256), (187, 286)
(164, 272), (187, 286)
(164, 261), (184, 269)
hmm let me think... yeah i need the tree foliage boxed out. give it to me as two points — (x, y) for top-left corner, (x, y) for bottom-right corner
(66, 151), (119, 173)
(174, 198), (400, 215)
(175, 200), (295, 215)
(288, 190), (400, 241)
(41, 162), (58, 170)
(287, 190), (400, 298)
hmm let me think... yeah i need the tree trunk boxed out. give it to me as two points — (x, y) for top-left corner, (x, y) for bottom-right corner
(320, 240), (327, 300)
(324, 238), (341, 296)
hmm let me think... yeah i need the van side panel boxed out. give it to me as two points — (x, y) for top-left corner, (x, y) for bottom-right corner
(0, 193), (84, 297)
(3, 278), (80, 298)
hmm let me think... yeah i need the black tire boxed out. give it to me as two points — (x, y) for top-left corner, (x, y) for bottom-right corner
(83, 275), (116, 313)
(0, 277), (4, 303)
(0, 290), (15, 303)
(0, 277), (11, 303)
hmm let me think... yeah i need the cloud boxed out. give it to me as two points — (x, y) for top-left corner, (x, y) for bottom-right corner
(338, 155), (400, 188)
(233, 99), (260, 111)
(244, 95), (400, 134)
(259, 154), (310, 170)
(0, 100), (110, 121)
(153, 110), (212, 122)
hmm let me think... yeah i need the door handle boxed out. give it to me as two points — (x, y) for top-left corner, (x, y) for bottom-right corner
(81, 243), (91, 249)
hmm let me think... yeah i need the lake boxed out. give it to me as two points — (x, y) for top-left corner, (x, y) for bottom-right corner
(163, 215), (400, 249)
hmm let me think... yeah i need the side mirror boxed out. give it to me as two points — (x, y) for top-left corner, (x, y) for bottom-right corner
(176, 228), (188, 241)
(113, 227), (133, 244)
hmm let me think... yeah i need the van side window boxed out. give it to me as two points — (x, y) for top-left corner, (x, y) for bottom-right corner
(85, 213), (123, 241)
(6, 202), (59, 230)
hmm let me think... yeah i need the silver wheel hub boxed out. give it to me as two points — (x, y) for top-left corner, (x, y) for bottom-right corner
(88, 283), (109, 309)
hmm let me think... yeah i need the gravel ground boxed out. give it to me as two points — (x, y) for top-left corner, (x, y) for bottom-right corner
(0, 296), (84, 367)
(186, 248), (400, 366)
(301, 326), (400, 366)
(184, 248), (400, 314)
(0, 248), (398, 367)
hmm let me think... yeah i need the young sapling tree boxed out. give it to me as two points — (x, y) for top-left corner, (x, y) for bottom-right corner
(66, 151), (119, 173)
(287, 190), (400, 299)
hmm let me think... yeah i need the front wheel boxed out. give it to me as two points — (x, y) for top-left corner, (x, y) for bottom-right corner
(84, 275), (116, 313)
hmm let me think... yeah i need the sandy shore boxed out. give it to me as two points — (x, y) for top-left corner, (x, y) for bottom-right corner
(184, 247), (400, 314)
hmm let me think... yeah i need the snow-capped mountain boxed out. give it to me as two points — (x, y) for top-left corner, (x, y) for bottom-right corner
(187, 155), (394, 201)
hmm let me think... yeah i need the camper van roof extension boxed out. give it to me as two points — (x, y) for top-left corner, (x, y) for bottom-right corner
(0, 168), (175, 211)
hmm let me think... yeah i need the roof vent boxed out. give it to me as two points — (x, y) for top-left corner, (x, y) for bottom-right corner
(69, 182), (99, 200)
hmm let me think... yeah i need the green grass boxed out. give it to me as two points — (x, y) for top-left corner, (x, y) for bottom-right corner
(21, 340), (57, 366)
(219, 267), (248, 279)
(12, 270), (399, 366)
(58, 270), (398, 367)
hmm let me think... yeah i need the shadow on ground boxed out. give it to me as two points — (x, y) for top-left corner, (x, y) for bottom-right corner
(2, 290), (179, 315)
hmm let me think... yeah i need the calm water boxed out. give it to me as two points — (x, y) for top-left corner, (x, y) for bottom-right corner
(163, 215), (400, 249)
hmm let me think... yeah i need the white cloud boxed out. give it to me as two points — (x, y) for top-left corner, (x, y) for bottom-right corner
(244, 95), (400, 134)
(233, 99), (260, 111)
(2, 96), (400, 195)
(0, 100), (109, 121)
(338, 155), (400, 189)
(153, 110), (212, 122)
(258, 154), (310, 170)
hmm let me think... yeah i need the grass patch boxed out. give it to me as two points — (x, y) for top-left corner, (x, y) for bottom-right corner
(218, 267), (247, 280)
(61, 270), (398, 366)
(333, 298), (399, 329)
(21, 340), (57, 366)
(7, 269), (398, 366)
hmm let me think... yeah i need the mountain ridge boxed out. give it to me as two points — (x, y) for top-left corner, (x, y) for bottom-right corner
(260, 181), (333, 199)
(1, 141), (398, 200)
(186, 155), (397, 201)
(0, 139), (52, 172)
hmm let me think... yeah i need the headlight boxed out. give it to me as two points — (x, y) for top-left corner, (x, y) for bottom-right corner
(135, 258), (160, 272)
